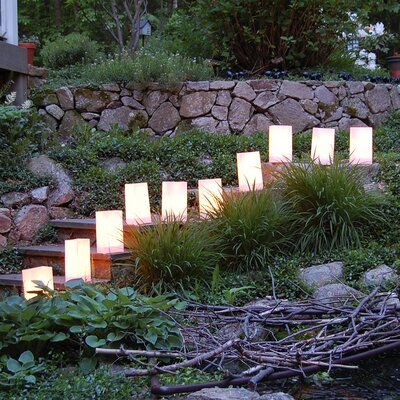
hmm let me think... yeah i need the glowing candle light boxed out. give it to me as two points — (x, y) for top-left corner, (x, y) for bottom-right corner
(65, 238), (91, 282)
(349, 127), (373, 165)
(198, 178), (223, 217)
(269, 125), (293, 163)
(96, 210), (124, 254)
(22, 266), (54, 300)
(125, 182), (152, 225)
(237, 151), (264, 191)
(311, 128), (335, 165)
(162, 181), (187, 221)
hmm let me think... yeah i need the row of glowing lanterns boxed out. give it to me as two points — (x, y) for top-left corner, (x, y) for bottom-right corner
(22, 126), (373, 299)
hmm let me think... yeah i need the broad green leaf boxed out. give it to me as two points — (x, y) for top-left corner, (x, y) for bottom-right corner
(18, 351), (34, 364)
(85, 335), (106, 348)
(6, 358), (21, 373)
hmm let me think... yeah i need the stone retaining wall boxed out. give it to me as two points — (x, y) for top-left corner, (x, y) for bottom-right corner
(36, 79), (400, 136)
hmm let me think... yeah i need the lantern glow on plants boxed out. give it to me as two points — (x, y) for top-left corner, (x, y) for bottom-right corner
(198, 178), (223, 217)
(269, 125), (293, 163)
(22, 266), (54, 300)
(65, 238), (91, 282)
(237, 151), (264, 191)
(311, 128), (335, 165)
(349, 127), (373, 165)
(96, 210), (124, 254)
(162, 181), (188, 221)
(125, 182), (152, 225)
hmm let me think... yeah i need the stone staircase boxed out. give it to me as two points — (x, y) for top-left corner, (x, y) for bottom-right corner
(0, 218), (132, 289)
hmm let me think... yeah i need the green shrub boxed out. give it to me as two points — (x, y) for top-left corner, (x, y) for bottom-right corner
(0, 248), (24, 275)
(207, 189), (293, 271)
(124, 217), (221, 291)
(375, 111), (400, 153)
(278, 160), (386, 253)
(41, 33), (100, 69)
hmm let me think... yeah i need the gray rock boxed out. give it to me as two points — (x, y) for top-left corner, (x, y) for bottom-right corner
(0, 234), (6, 249)
(342, 97), (369, 119)
(148, 102), (181, 133)
(98, 106), (148, 131)
(38, 109), (58, 131)
(268, 98), (318, 133)
(260, 393), (294, 400)
(180, 92), (217, 118)
(363, 264), (398, 287)
(169, 94), (180, 108)
(121, 96), (145, 109)
(28, 155), (74, 206)
(315, 86), (337, 107)
(216, 90), (232, 107)
(211, 105), (228, 121)
(191, 116), (219, 133)
(243, 114), (272, 136)
(279, 81), (313, 100)
(75, 88), (118, 112)
(369, 111), (389, 127)
(100, 83), (120, 92)
(14, 205), (49, 241)
(106, 100), (123, 109)
(0, 214), (11, 233)
(300, 262), (343, 288)
(228, 98), (253, 131)
(56, 87), (74, 110)
(314, 283), (363, 304)
(133, 89), (144, 102)
(248, 80), (280, 92)
(253, 91), (279, 110)
(1, 192), (30, 208)
(41, 93), (59, 106)
(28, 65), (48, 78)
(187, 81), (210, 91)
(88, 119), (98, 128)
(139, 128), (156, 137)
(120, 88), (131, 97)
(365, 86), (391, 114)
(301, 99), (318, 114)
(81, 112), (100, 121)
(233, 82), (257, 102)
(187, 387), (260, 400)
(30, 187), (49, 204)
(58, 110), (87, 136)
(216, 121), (231, 134)
(210, 81), (236, 90)
(324, 107), (343, 123)
(49, 206), (73, 219)
(143, 90), (169, 116)
(346, 81), (364, 95)
(390, 87), (400, 109)
(0, 208), (11, 218)
(45, 104), (64, 120)
(100, 157), (127, 173)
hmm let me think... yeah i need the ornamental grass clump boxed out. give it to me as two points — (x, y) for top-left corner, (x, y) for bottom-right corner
(124, 216), (221, 291)
(207, 189), (293, 271)
(278, 160), (385, 253)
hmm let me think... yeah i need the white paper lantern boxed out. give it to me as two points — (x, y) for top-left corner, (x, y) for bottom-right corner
(96, 210), (124, 254)
(65, 238), (91, 282)
(269, 125), (293, 163)
(349, 127), (373, 165)
(311, 128), (335, 165)
(198, 178), (223, 217)
(237, 151), (264, 191)
(125, 182), (152, 225)
(22, 266), (54, 300)
(161, 181), (187, 221)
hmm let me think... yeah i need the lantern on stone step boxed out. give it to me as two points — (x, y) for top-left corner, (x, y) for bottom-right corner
(198, 178), (223, 218)
(22, 266), (54, 300)
(125, 182), (152, 225)
(349, 127), (373, 165)
(311, 128), (335, 165)
(65, 238), (91, 282)
(237, 151), (264, 191)
(268, 125), (293, 163)
(162, 181), (187, 221)
(96, 210), (124, 254)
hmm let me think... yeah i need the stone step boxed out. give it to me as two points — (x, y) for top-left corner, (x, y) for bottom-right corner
(0, 273), (108, 289)
(17, 244), (130, 280)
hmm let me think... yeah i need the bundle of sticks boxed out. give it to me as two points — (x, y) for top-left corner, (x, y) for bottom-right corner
(97, 287), (400, 395)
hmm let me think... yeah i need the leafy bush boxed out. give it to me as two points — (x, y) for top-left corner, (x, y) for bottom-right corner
(0, 283), (183, 356)
(375, 111), (400, 153)
(41, 33), (100, 69)
(124, 217), (221, 291)
(207, 189), (293, 271)
(278, 160), (385, 253)
(0, 248), (24, 275)
(196, 0), (357, 70)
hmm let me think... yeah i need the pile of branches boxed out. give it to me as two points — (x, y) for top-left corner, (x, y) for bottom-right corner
(97, 288), (400, 395)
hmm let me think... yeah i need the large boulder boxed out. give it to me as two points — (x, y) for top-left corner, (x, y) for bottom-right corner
(365, 86), (391, 114)
(1, 192), (30, 208)
(180, 92), (217, 118)
(148, 102), (181, 133)
(187, 388), (294, 400)
(56, 87), (74, 110)
(98, 106), (148, 131)
(233, 82), (257, 102)
(14, 205), (49, 241)
(143, 90), (169, 115)
(216, 90), (232, 107)
(253, 91), (279, 110)
(300, 262), (343, 288)
(268, 98), (318, 132)
(30, 187), (49, 204)
(279, 81), (313, 100)
(74, 88), (118, 112)
(191, 116), (219, 133)
(58, 110), (87, 137)
(243, 114), (272, 136)
(45, 104), (64, 120)
(342, 97), (369, 120)
(0, 214), (11, 234)
(363, 264), (398, 287)
(100, 157), (127, 173)
(314, 283), (363, 304)
(228, 98), (253, 131)
(210, 81), (236, 90)
(28, 155), (74, 206)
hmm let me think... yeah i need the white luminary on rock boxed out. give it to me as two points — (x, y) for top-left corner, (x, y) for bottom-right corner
(349, 127), (373, 165)
(161, 181), (187, 221)
(125, 182), (152, 225)
(237, 151), (264, 191)
(22, 266), (54, 300)
(95, 210), (124, 254)
(198, 178), (223, 218)
(268, 125), (293, 163)
(311, 128), (335, 165)
(65, 238), (91, 282)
